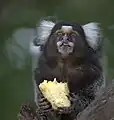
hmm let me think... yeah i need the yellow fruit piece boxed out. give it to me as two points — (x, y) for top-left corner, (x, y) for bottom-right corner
(39, 78), (71, 109)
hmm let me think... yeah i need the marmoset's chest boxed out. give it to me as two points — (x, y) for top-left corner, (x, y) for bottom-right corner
(39, 55), (81, 83)
(50, 59), (74, 82)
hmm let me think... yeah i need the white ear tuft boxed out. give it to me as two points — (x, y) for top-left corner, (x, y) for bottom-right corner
(82, 23), (103, 50)
(37, 20), (55, 44)
(29, 20), (55, 57)
(29, 39), (42, 56)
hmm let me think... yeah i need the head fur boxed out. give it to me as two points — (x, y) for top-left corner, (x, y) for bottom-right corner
(37, 20), (103, 51)
(44, 21), (90, 59)
(30, 20), (103, 58)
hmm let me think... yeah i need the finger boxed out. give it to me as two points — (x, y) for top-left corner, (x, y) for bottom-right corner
(56, 108), (65, 114)
(69, 95), (79, 102)
(39, 102), (53, 112)
(36, 107), (53, 118)
(43, 108), (54, 113)
(38, 97), (47, 102)
(69, 97), (76, 102)
(57, 107), (73, 114)
(41, 104), (52, 110)
(39, 101), (51, 107)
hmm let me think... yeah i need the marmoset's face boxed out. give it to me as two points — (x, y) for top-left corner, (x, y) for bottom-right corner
(55, 26), (85, 56)
(47, 24), (88, 58)
(53, 26), (79, 57)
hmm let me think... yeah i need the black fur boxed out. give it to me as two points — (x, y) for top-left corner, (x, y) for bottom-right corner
(34, 22), (103, 120)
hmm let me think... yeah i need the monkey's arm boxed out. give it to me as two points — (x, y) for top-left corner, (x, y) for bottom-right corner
(34, 68), (60, 120)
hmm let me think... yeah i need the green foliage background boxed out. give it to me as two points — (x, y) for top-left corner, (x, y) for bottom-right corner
(0, 0), (114, 120)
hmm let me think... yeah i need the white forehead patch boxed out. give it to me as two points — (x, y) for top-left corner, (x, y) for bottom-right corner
(61, 26), (73, 32)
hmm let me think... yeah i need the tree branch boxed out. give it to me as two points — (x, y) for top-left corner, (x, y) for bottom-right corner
(18, 84), (114, 120)
(77, 84), (114, 120)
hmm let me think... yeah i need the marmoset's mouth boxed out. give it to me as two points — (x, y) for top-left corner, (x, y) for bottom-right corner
(57, 45), (74, 57)
(58, 41), (73, 47)
(57, 41), (74, 57)
(60, 43), (71, 47)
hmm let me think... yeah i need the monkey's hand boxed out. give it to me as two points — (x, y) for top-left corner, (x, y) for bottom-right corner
(37, 87), (53, 114)
(55, 93), (78, 114)
(55, 93), (86, 115)
(34, 68), (53, 113)
(38, 96), (53, 113)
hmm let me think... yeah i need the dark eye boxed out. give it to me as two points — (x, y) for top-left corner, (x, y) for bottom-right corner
(57, 32), (63, 35)
(71, 33), (76, 36)
(71, 31), (79, 36)
(56, 34), (63, 41)
(55, 29), (63, 35)
(70, 34), (77, 42)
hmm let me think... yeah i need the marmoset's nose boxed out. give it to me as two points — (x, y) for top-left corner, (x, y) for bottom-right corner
(62, 34), (69, 43)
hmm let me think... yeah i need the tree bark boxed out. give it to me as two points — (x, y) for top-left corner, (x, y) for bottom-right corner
(77, 84), (114, 120)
